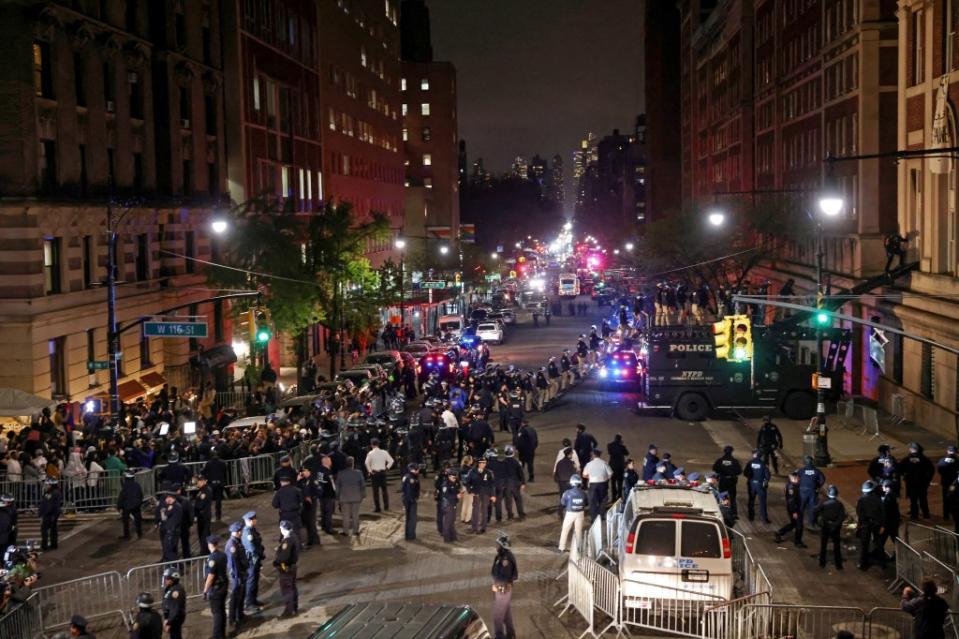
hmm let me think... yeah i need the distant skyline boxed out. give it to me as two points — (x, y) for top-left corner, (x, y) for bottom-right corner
(428, 0), (645, 204)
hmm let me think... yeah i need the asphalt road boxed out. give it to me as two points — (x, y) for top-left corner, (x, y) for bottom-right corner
(35, 300), (906, 638)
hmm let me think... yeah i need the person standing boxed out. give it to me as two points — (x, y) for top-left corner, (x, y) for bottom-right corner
(466, 457), (495, 534)
(225, 522), (248, 632)
(573, 424), (597, 470)
(38, 477), (62, 550)
(883, 232), (909, 273)
(161, 568), (186, 639)
(558, 476), (588, 553)
(582, 449), (612, 521)
(336, 457), (366, 537)
(936, 446), (959, 521)
(131, 592), (163, 639)
(900, 442), (935, 521)
(156, 492), (182, 562)
(856, 480), (886, 570)
(514, 420), (537, 482)
(756, 416), (783, 474)
(440, 467), (461, 543)
(743, 450), (770, 523)
(202, 452), (228, 521)
(798, 456), (826, 526)
(176, 485), (194, 559)
(713, 446), (743, 516)
(813, 485), (846, 570)
(271, 477), (303, 538)
(553, 448), (577, 520)
(202, 535), (228, 639)
(491, 533), (518, 639)
(401, 464), (421, 541)
(364, 438), (394, 513)
(193, 474), (213, 550)
(241, 511), (265, 612)
(900, 580), (949, 638)
(607, 434), (629, 501)
(774, 471), (805, 548)
(879, 479), (902, 561)
(502, 446), (526, 520)
(117, 470), (144, 540)
(274, 520), (300, 618)
(297, 468), (320, 548)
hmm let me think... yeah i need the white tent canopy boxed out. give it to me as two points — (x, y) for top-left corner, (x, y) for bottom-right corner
(0, 388), (58, 417)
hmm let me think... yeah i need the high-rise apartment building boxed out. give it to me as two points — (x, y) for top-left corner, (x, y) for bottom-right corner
(548, 154), (565, 205)
(511, 156), (529, 181)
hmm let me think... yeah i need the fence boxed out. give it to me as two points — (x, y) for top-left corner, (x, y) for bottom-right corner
(905, 521), (959, 571)
(33, 570), (128, 631)
(0, 593), (44, 639)
(890, 537), (924, 593)
(737, 603), (867, 639)
(620, 579), (727, 638)
(126, 555), (209, 607)
(730, 529), (773, 598)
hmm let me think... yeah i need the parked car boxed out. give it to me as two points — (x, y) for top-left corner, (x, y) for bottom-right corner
(403, 342), (433, 357)
(334, 368), (376, 387)
(362, 350), (403, 372)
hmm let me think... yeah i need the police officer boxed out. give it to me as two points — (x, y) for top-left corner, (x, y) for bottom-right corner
(39, 477), (62, 550)
(203, 451), (228, 521)
(202, 535), (228, 639)
(901, 442), (935, 521)
(297, 468), (320, 547)
(161, 568), (186, 639)
(937, 446), (959, 520)
(225, 522), (248, 631)
(947, 478), (959, 534)
(440, 467), (461, 543)
(775, 471), (805, 548)
(856, 480), (885, 570)
(502, 446), (526, 520)
(558, 475), (588, 552)
(743, 450), (771, 524)
(193, 474), (213, 550)
(491, 533), (518, 639)
(272, 455), (298, 490)
(274, 520), (300, 618)
(798, 456), (826, 526)
(118, 470), (144, 540)
(401, 464), (421, 541)
(159, 451), (192, 488)
(272, 477), (303, 536)
(507, 391), (524, 435)
(487, 449), (508, 523)
(241, 512), (265, 611)
(156, 492), (182, 562)
(879, 479), (902, 559)
(175, 484), (194, 558)
(814, 485), (846, 570)
(756, 416), (783, 474)
(496, 385), (511, 432)
(0, 494), (16, 548)
(467, 457), (495, 534)
(712, 446), (742, 516)
(641, 443), (659, 481)
(316, 456), (337, 535)
(131, 592), (163, 639)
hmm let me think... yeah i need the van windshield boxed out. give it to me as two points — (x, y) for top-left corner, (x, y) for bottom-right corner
(681, 521), (721, 558)
(635, 520), (675, 556)
(440, 321), (461, 330)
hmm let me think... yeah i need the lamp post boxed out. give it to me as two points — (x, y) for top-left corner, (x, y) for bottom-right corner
(395, 238), (406, 328)
(106, 204), (121, 421)
(813, 189), (843, 466)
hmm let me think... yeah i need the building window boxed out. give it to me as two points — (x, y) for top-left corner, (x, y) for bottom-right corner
(185, 230), (195, 274)
(317, 170), (323, 200)
(306, 169), (313, 200)
(33, 41), (53, 98)
(103, 62), (115, 108)
(202, 26), (212, 65)
(421, 103), (430, 116)
(140, 335), (152, 368)
(424, 177), (433, 189)
(402, 103), (408, 116)
(281, 166), (292, 198)
(360, 46), (367, 67)
(79, 144), (88, 196)
(107, 148), (116, 187)
(179, 88), (191, 125)
(913, 10), (924, 85)
(133, 152), (144, 193)
(946, 0), (957, 72)
(129, 71), (143, 118)
(126, 0), (139, 32)
(422, 126), (431, 142)
(423, 153), (432, 166)
(921, 341), (935, 400)
(892, 333), (904, 385)
(74, 53), (86, 106)
(43, 237), (61, 294)
(82, 235), (94, 288)
(253, 76), (261, 111)
(401, 77), (407, 91)
(136, 233), (149, 281)
(183, 159), (192, 193)
(208, 161), (218, 196)
(39, 140), (57, 193)
(175, 5), (187, 49)
(205, 94), (216, 134)
(49, 337), (66, 397)
(402, 127), (408, 141)
(420, 78), (429, 91)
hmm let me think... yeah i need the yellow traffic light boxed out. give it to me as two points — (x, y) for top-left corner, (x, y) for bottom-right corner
(730, 314), (753, 361)
(712, 317), (732, 359)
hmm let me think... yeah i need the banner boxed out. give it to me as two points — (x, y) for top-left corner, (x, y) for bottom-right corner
(460, 224), (476, 243)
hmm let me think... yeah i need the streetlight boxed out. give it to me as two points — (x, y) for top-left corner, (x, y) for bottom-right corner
(210, 219), (228, 234)
(707, 210), (726, 227)
(563, 221), (572, 231)
(394, 238), (407, 324)
(625, 242), (634, 252)
(818, 194), (844, 217)
(490, 252), (498, 260)
(439, 245), (450, 255)
(614, 249), (620, 255)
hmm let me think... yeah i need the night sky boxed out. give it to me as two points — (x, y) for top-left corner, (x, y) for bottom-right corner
(428, 0), (645, 189)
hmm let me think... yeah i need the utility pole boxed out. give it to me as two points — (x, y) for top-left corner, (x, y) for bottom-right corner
(106, 203), (121, 421)
(814, 219), (830, 465)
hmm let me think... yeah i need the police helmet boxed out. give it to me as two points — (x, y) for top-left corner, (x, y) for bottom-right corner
(504, 445), (515, 457)
(862, 480), (876, 494)
(826, 485), (839, 499)
(803, 455), (814, 466)
(569, 475), (583, 487)
(949, 445), (958, 455)
(407, 463), (420, 473)
(279, 520), (294, 532)
(484, 447), (498, 459)
(168, 452), (180, 463)
(882, 479), (896, 489)
(908, 442), (921, 452)
(162, 568), (180, 581)
(762, 415), (772, 423)
(705, 471), (718, 481)
(0, 494), (14, 506)
(788, 470), (800, 478)
(136, 592), (154, 608)
(496, 532), (511, 550)
(123, 470), (136, 479)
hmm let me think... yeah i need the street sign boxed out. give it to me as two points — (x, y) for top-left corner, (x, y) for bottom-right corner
(422, 281), (446, 289)
(485, 273), (501, 282)
(87, 360), (109, 371)
(811, 373), (832, 390)
(143, 321), (209, 337)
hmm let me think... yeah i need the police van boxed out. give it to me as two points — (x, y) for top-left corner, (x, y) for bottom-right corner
(310, 603), (490, 638)
(614, 484), (733, 602)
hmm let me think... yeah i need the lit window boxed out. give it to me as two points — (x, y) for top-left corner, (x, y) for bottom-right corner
(424, 178), (433, 189)
(360, 47), (367, 67)
(306, 170), (312, 200)
(404, 179), (411, 187)
(402, 103), (408, 116)
(402, 128), (408, 141)
(423, 153), (432, 166)
(421, 103), (430, 116)
(317, 171), (324, 200)
(298, 168), (305, 199)
(421, 78), (429, 91)
(401, 78), (407, 91)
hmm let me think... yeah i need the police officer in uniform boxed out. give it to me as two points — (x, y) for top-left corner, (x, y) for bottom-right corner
(798, 456), (826, 526)
(272, 477), (303, 537)
(176, 484), (194, 558)
(193, 474), (213, 550)
(202, 535), (228, 639)
(241, 511), (265, 611)
(160, 452), (192, 488)
(486, 449), (508, 523)
(879, 479), (902, 558)
(203, 451), (228, 520)
(756, 416), (783, 474)
(297, 468), (320, 547)
(225, 522), (248, 631)
(39, 477), (62, 550)
(558, 475), (587, 552)
(743, 450), (771, 523)
(712, 446), (742, 516)
(937, 446), (959, 520)
(814, 485), (846, 570)
(274, 520), (300, 618)
(118, 470), (144, 540)
(272, 455), (298, 490)
(316, 457), (337, 535)
(156, 491), (182, 562)
(467, 458), (496, 534)
(900, 442), (935, 521)
(506, 392), (524, 435)
(440, 467), (461, 543)
(131, 592), (163, 639)
(856, 480), (885, 570)
(491, 533), (518, 639)
(775, 471), (806, 548)
(502, 446), (526, 520)
(401, 464), (421, 540)
(161, 568), (186, 639)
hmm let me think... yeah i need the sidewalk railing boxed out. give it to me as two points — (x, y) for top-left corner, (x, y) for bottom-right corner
(0, 593), (44, 639)
(620, 578), (726, 637)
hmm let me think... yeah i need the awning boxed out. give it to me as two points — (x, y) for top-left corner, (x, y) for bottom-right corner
(139, 371), (167, 391)
(197, 344), (238, 368)
(117, 379), (148, 402)
(0, 388), (58, 417)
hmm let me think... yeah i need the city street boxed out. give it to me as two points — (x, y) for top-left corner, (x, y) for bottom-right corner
(32, 302), (928, 638)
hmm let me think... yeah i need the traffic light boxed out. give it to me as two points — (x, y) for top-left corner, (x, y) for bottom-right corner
(253, 307), (272, 343)
(815, 291), (830, 325)
(730, 315), (753, 361)
(712, 317), (732, 359)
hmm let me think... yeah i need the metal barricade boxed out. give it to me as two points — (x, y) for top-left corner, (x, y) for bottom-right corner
(737, 603), (866, 639)
(890, 537), (923, 592)
(133, 468), (158, 508)
(605, 503), (621, 559)
(0, 478), (44, 512)
(125, 556), (209, 606)
(33, 570), (128, 630)
(587, 515), (604, 561)
(0, 593), (44, 639)
(703, 593), (771, 639)
(561, 557), (596, 638)
(578, 555), (620, 635)
(922, 551), (959, 610)
(242, 454), (278, 490)
(619, 579), (726, 638)
(865, 606), (919, 639)
(730, 529), (772, 598)
(905, 522), (959, 571)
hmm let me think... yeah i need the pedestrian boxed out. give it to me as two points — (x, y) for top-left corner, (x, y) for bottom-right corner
(130, 593), (163, 639)
(440, 467), (461, 543)
(38, 477), (62, 551)
(239, 511), (266, 612)
(583, 449), (612, 521)
(161, 568), (186, 639)
(70, 614), (95, 639)
(336, 456), (365, 536)
(364, 438), (394, 513)
(553, 448), (577, 520)
(117, 469), (144, 540)
(514, 420), (537, 482)
(936, 445), (959, 520)
(901, 442), (934, 521)
(774, 470), (806, 548)
(879, 479), (901, 561)
(573, 424), (597, 468)
(554, 438), (580, 475)
(713, 445), (742, 516)
(274, 520), (300, 618)
(176, 484), (194, 559)
(756, 416), (783, 474)
(466, 457), (495, 533)
(901, 580), (949, 638)
(558, 475), (588, 553)
(642, 444), (659, 481)
(491, 533), (518, 639)
(856, 480), (885, 570)
(225, 522), (248, 632)
(868, 444), (896, 483)
(459, 455), (475, 524)
(798, 456), (826, 526)
(202, 535), (228, 639)
(814, 485), (846, 570)
(607, 434), (629, 501)
(156, 491), (182, 562)
(502, 446), (526, 520)
(743, 450), (771, 523)
(193, 474), (213, 550)
(401, 464), (421, 541)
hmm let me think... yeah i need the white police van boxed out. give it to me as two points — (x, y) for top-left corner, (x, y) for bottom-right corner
(614, 483), (733, 603)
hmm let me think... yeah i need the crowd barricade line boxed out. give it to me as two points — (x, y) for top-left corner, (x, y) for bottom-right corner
(125, 555), (209, 607)
(736, 603), (866, 639)
(904, 521), (959, 572)
(921, 551), (959, 610)
(889, 537), (923, 593)
(619, 578), (725, 637)
(0, 593), (44, 639)
(703, 592), (771, 639)
(864, 606), (921, 639)
(33, 570), (128, 631)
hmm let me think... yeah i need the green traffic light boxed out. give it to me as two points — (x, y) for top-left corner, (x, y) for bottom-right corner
(256, 329), (271, 342)
(733, 347), (747, 360)
(816, 312), (830, 325)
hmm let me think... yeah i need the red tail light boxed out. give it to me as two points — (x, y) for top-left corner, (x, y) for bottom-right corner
(625, 531), (635, 554)
(722, 537), (731, 558)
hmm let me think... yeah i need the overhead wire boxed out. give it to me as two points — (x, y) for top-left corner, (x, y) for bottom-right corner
(160, 249), (325, 287)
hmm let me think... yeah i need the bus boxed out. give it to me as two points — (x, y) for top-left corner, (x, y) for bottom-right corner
(558, 273), (580, 297)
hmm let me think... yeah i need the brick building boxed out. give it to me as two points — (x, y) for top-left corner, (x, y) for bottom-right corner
(0, 0), (230, 402)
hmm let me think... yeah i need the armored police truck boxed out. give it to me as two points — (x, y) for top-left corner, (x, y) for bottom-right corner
(636, 323), (845, 421)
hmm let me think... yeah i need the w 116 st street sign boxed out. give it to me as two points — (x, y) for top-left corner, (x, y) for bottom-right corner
(144, 321), (208, 337)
